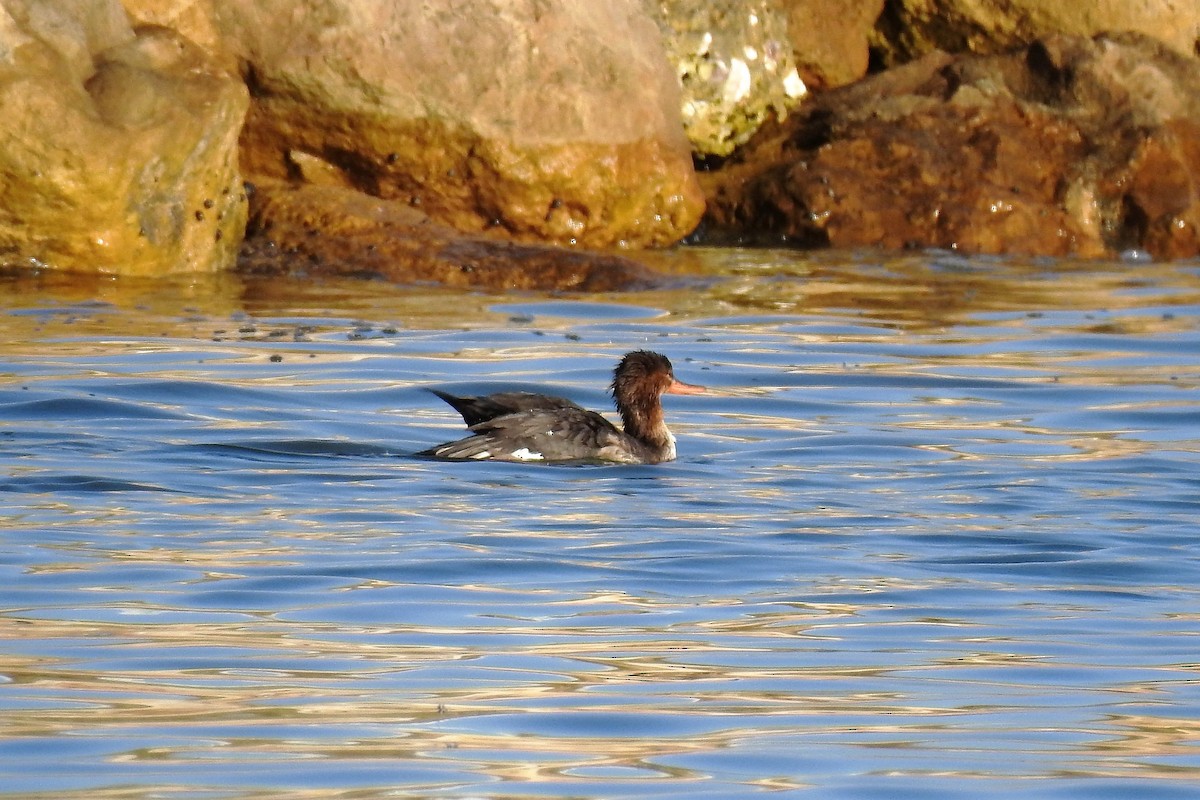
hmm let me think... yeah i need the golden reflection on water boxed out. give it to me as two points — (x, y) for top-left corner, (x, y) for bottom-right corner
(637, 249), (1200, 328)
(3, 590), (1196, 781)
(2, 251), (1199, 348)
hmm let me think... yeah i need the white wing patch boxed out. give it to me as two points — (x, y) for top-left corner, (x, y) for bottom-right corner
(470, 451), (491, 460)
(510, 447), (545, 461)
(663, 432), (677, 461)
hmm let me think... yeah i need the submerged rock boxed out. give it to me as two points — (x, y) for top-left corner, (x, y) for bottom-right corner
(703, 33), (1200, 259)
(241, 181), (664, 291)
(0, 3), (248, 275)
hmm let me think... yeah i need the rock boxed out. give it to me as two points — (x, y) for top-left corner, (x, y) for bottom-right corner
(121, 0), (237, 71)
(217, 0), (703, 249)
(780, 0), (884, 89)
(872, 0), (1200, 66)
(9, 0), (131, 80)
(657, 0), (807, 157)
(0, 2), (248, 275)
(240, 181), (664, 291)
(702, 33), (1200, 259)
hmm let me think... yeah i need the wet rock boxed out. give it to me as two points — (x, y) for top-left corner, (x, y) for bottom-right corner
(240, 181), (664, 291)
(702, 33), (1200, 259)
(871, 0), (1200, 66)
(657, 0), (807, 157)
(219, 0), (703, 249)
(0, 2), (247, 275)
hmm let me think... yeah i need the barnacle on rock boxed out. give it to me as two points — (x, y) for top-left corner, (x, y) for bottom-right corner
(658, 0), (807, 157)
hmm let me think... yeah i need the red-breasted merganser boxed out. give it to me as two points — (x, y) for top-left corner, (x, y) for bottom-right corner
(420, 350), (704, 464)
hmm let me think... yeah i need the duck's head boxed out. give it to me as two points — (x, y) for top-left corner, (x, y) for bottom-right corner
(610, 350), (705, 410)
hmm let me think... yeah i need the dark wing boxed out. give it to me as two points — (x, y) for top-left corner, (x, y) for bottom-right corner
(421, 406), (641, 463)
(429, 390), (585, 427)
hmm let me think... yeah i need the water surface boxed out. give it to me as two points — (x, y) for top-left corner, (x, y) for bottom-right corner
(2, 250), (1199, 799)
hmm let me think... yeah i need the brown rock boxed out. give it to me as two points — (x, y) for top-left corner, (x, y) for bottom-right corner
(240, 181), (663, 291)
(703, 33), (1200, 259)
(217, 0), (703, 249)
(1125, 122), (1200, 259)
(872, 0), (1200, 66)
(780, 0), (885, 89)
(0, 3), (248, 275)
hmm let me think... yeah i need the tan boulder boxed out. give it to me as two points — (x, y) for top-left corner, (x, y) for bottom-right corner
(212, 0), (702, 249)
(0, 2), (248, 275)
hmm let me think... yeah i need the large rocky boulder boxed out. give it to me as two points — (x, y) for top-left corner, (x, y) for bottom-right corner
(198, 0), (703, 250)
(0, 0), (247, 275)
(703, 33), (1200, 259)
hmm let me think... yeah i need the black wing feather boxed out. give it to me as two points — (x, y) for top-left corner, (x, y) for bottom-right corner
(422, 406), (636, 462)
(429, 390), (585, 427)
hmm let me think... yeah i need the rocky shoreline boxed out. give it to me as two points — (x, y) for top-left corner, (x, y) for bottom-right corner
(2, 1), (1198, 285)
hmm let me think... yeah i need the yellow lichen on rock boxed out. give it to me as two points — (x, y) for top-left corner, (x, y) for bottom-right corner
(0, 2), (247, 275)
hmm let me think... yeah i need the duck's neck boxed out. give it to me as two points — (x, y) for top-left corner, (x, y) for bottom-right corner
(619, 398), (674, 456)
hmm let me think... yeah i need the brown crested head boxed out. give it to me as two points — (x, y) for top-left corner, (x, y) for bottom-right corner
(611, 350), (673, 408)
(610, 350), (704, 411)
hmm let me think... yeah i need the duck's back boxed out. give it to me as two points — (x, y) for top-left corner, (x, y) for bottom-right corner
(422, 406), (651, 463)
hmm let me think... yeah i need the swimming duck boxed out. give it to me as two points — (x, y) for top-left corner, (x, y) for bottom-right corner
(420, 350), (704, 464)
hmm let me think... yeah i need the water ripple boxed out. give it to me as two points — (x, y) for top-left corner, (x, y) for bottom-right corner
(1, 255), (1199, 798)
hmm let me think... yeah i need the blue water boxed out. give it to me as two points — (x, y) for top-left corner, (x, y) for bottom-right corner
(1, 253), (1199, 799)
